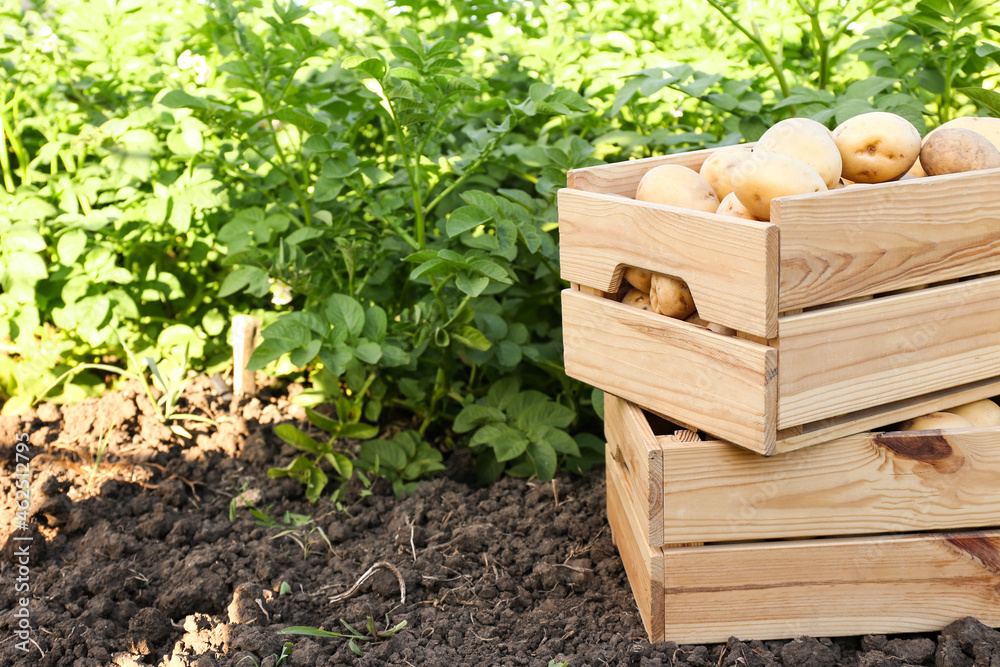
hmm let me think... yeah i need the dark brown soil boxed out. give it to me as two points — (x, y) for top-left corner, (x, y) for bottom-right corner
(1, 378), (998, 666)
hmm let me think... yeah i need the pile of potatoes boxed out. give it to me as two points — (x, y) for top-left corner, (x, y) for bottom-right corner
(618, 112), (1000, 325)
(618, 267), (737, 335)
(635, 111), (1000, 223)
(896, 397), (1000, 431)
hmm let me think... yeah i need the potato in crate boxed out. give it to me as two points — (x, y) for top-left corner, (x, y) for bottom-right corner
(560, 128), (1000, 454)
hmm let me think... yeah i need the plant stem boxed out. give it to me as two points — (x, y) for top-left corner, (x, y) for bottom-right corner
(441, 294), (472, 329)
(705, 0), (792, 99)
(228, 16), (313, 227)
(382, 94), (427, 248)
(0, 106), (14, 193)
(423, 130), (511, 218)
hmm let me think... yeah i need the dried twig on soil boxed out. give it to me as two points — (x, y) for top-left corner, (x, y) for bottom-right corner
(404, 514), (417, 563)
(563, 526), (605, 564)
(255, 598), (270, 622)
(326, 561), (406, 606)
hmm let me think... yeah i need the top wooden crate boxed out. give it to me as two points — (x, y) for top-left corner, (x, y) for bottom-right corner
(559, 146), (1000, 454)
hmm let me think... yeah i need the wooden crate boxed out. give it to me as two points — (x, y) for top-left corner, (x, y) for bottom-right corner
(560, 147), (1000, 454)
(605, 393), (1000, 644)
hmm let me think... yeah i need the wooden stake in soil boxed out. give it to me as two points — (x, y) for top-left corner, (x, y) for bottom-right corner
(232, 315), (261, 397)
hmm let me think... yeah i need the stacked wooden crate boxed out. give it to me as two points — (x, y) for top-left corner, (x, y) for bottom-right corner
(559, 146), (1000, 644)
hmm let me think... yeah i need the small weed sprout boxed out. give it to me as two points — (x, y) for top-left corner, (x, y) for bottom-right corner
(278, 614), (408, 657)
(38, 333), (214, 438)
(231, 495), (333, 560)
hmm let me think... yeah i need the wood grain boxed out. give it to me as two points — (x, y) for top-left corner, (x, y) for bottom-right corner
(659, 530), (1000, 644)
(562, 289), (778, 453)
(558, 188), (779, 337)
(775, 167), (1000, 311)
(604, 394), (663, 546)
(567, 144), (754, 197)
(775, 376), (1000, 453)
(232, 315), (261, 397)
(606, 447), (664, 643)
(653, 428), (1000, 544)
(777, 275), (1000, 428)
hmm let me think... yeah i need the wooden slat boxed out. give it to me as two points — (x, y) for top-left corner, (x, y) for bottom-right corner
(558, 189), (779, 338)
(562, 289), (777, 454)
(604, 393), (663, 546)
(651, 429), (1000, 544)
(777, 275), (1000, 428)
(776, 375), (1000, 453)
(776, 167), (1000, 311)
(660, 530), (1000, 644)
(606, 448), (664, 643)
(567, 144), (754, 197)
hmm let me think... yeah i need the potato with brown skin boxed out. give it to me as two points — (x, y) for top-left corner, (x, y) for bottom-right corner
(621, 288), (653, 311)
(920, 127), (1000, 176)
(716, 192), (760, 220)
(731, 152), (827, 221)
(948, 398), (1000, 427)
(649, 274), (695, 319)
(623, 267), (652, 293)
(684, 311), (710, 327)
(930, 116), (1000, 151)
(755, 117), (842, 189)
(833, 112), (921, 183)
(699, 146), (753, 200)
(898, 412), (973, 431)
(635, 165), (719, 213)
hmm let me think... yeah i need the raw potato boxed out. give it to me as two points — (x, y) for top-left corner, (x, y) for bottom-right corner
(699, 146), (753, 200)
(755, 117), (842, 188)
(707, 322), (736, 336)
(649, 274), (695, 319)
(635, 165), (719, 213)
(898, 412), (973, 431)
(685, 311), (736, 336)
(624, 267), (652, 293)
(948, 398), (1000, 427)
(731, 152), (827, 221)
(621, 288), (653, 311)
(931, 116), (1000, 152)
(684, 312), (710, 327)
(833, 112), (921, 183)
(920, 127), (1000, 176)
(716, 192), (760, 220)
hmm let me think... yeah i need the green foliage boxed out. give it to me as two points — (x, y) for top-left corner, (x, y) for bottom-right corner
(356, 430), (446, 498)
(958, 86), (1000, 115)
(852, 0), (1000, 122)
(163, 0), (602, 484)
(6, 0), (1000, 488)
(270, 405), (360, 502)
(0, 0), (256, 411)
(453, 377), (587, 483)
(37, 331), (213, 438)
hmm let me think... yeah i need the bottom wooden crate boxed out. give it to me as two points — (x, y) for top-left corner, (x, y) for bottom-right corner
(607, 450), (1000, 644)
